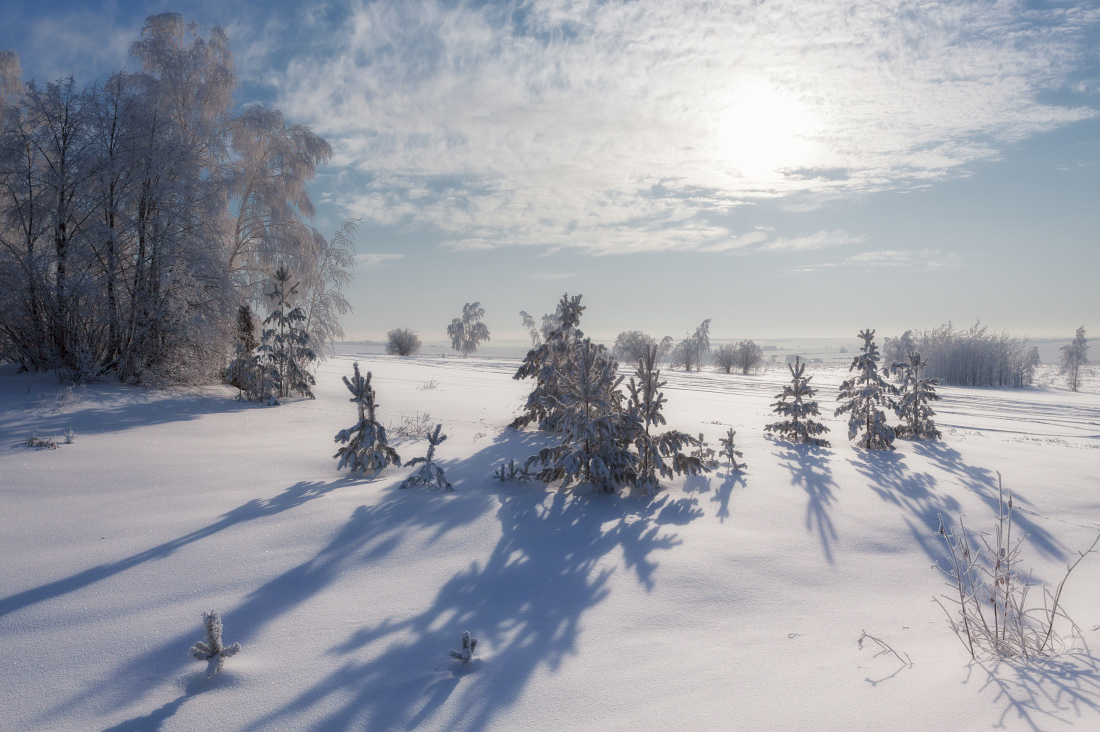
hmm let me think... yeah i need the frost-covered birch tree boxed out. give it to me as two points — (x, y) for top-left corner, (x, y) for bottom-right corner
(1059, 326), (1088, 392)
(447, 301), (490, 357)
(835, 329), (898, 450)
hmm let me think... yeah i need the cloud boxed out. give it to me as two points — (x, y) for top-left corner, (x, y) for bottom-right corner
(354, 252), (403, 268)
(267, 0), (1100, 255)
(760, 230), (868, 253)
(845, 249), (962, 269)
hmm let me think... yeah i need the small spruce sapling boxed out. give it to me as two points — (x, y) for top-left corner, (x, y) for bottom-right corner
(189, 611), (241, 677)
(690, 433), (719, 470)
(402, 424), (452, 490)
(764, 356), (831, 446)
(835, 329), (898, 450)
(449, 631), (478, 663)
(893, 351), (942, 440)
(493, 459), (532, 482)
(334, 362), (401, 475)
(718, 428), (746, 471)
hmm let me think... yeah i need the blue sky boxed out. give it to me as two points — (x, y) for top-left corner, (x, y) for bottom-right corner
(2, 0), (1098, 343)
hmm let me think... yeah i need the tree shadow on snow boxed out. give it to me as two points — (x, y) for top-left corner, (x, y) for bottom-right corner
(242, 484), (692, 731)
(711, 471), (747, 523)
(100, 673), (239, 732)
(963, 651), (1100, 731)
(773, 439), (839, 564)
(911, 441), (1064, 561)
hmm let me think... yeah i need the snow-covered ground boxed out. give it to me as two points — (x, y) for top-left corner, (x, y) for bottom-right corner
(2, 355), (1098, 731)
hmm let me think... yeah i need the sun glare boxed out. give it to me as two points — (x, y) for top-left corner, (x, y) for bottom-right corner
(714, 78), (821, 185)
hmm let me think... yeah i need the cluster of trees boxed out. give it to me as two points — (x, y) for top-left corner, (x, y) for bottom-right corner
(0, 14), (352, 385)
(884, 322), (1038, 388)
(512, 293), (720, 494)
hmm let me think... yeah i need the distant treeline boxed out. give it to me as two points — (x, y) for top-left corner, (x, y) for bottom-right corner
(884, 322), (1039, 388)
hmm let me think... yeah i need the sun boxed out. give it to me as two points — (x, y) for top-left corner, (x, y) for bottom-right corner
(714, 77), (822, 185)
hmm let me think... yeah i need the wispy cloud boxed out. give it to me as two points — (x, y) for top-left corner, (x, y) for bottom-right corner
(760, 230), (868, 253)
(845, 249), (962, 270)
(270, 0), (1100, 255)
(354, 252), (403, 268)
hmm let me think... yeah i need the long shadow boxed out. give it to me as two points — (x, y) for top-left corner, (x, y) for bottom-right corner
(965, 652), (1100, 731)
(242, 487), (694, 730)
(912, 441), (1064, 561)
(38, 429), (554, 723)
(100, 674), (235, 732)
(0, 383), (251, 444)
(849, 449), (957, 561)
(773, 440), (839, 563)
(0, 479), (349, 619)
(711, 471), (747, 523)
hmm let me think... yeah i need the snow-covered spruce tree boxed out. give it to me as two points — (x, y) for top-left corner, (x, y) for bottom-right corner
(334, 362), (401, 475)
(511, 293), (586, 431)
(627, 344), (706, 495)
(189, 611), (241, 678)
(1059, 326), (1089, 392)
(765, 356), (831, 447)
(526, 338), (638, 493)
(258, 265), (316, 401)
(893, 351), (942, 440)
(401, 424), (452, 490)
(447, 301), (490, 357)
(450, 631), (478, 663)
(719, 428), (746, 471)
(835, 329), (898, 450)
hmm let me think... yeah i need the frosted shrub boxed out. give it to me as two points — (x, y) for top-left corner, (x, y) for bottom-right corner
(386, 328), (421, 356)
(935, 474), (1100, 661)
(401, 424), (452, 490)
(449, 631), (478, 663)
(189, 611), (241, 677)
(334, 362), (401, 475)
(24, 432), (58, 449)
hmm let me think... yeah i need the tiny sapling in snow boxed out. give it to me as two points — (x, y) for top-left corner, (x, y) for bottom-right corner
(690, 433), (718, 471)
(334, 362), (401, 475)
(449, 631), (478, 663)
(189, 611), (241, 677)
(402, 424), (452, 490)
(64, 426), (76, 444)
(718, 428), (746, 471)
(493, 459), (532, 482)
(764, 357), (831, 447)
(24, 432), (58, 449)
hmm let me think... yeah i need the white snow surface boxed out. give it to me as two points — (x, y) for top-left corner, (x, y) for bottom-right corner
(2, 355), (1099, 731)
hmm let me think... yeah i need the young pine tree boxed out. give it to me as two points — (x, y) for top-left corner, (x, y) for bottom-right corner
(259, 265), (316, 401)
(511, 293), (586, 431)
(835, 329), (898, 450)
(893, 351), (942, 440)
(526, 338), (638, 493)
(401, 423), (452, 490)
(765, 356), (831, 447)
(719, 428), (746, 471)
(334, 362), (401, 475)
(627, 344), (706, 495)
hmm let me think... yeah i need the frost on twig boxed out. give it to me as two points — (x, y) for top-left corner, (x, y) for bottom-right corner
(449, 631), (478, 663)
(189, 611), (242, 677)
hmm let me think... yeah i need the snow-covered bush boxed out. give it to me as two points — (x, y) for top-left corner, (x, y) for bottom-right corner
(258, 265), (317, 401)
(835, 329), (897, 450)
(334, 362), (401, 475)
(64, 426), (76, 444)
(386, 328), (421, 356)
(627, 345), (707, 494)
(719, 428), (746, 471)
(764, 357), (831, 447)
(935, 474), (1100, 661)
(525, 338), (638, 493)
(24, 432), (58, 450)
(893, 351), (941, 440)
(447, 302), (490, 357)
(449, 631), (478, 663)
(401, 423), (452, 490)
(1059, 326), (1088, 392)
(189, 611), (241, 678)
(389, 412), (433, 441)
